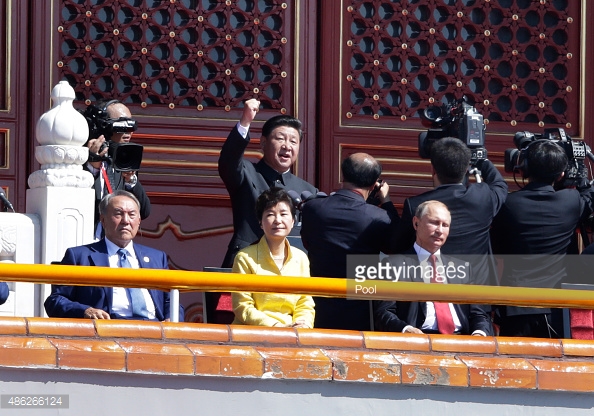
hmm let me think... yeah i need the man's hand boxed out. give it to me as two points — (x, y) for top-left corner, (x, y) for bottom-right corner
(377, 181), (391, 205)
(403, 326), (424, 334)
(84, 307), (110, 319)
(86, 135), (109, 169)
(291, 320), (310, 328)
(121, 171), (136, 183)
(239, 98), (260, 128)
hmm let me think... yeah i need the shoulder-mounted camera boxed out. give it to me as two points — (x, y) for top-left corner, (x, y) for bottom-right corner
(418, 96), (487, 167)
(504, 128), (593, 189)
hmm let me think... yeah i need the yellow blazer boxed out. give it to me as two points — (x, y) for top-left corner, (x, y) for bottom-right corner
(231, 237), (315, 328)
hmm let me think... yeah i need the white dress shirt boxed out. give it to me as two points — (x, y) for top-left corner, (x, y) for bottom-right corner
(104, 238), (156, 319)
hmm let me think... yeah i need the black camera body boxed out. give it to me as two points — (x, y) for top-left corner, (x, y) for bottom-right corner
(81, 102), (143, 172)
(418, 96), (487, 166)
(504, 128), (591, 189)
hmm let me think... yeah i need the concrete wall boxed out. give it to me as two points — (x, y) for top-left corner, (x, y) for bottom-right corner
(0, 368), (593, 415)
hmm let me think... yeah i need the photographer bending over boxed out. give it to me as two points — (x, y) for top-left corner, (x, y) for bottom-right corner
(492, 139), (593, 338)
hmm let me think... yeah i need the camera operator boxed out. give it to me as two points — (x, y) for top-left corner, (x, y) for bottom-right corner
(391, 137), (507, 286)
(300, 153), (399, 331)
(491, 139), (593, 338)
(84, 100), (151, 235)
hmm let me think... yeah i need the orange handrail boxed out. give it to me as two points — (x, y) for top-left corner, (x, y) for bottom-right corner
(0, 262), (593, 309)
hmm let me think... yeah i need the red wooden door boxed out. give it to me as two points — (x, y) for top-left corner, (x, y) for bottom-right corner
(0, 1), (30, 211)
(27, 0), (319, 279)
(317, 1), (589, 206)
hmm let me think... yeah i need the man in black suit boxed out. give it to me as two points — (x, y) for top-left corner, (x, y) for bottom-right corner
(491, 140), (593, 337)
(84, 100), (151, 235)
(374, 200), (493, 335)
(391, 137), (507, 286)
(300, 153), (399, 331)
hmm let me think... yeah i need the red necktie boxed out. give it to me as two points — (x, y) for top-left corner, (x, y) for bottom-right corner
(101, 163), (113, 196)
(430, 254), (455, 334)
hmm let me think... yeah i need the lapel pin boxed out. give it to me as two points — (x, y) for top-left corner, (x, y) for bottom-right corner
(143, 256), (150, 263)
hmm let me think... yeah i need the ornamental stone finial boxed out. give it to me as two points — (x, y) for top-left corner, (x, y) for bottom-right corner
(35, 80), (89, 146)
(28, 81), (93, 188)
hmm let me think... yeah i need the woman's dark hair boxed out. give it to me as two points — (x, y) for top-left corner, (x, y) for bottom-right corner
(255, 187), (296, 222)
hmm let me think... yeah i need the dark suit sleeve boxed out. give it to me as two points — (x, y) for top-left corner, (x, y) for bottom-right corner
(0, 282), (9, 305)
(579, 185), (594, 222)
(389, 198), (416, 254)
(218, 125), (250, 195)
(44, 286), (96, 318)
(44, 249), (95, 318)
(466, 304), (494, 336)
(378, 202), (400, 253)
(373, 300), (408, 332)
(479, 159), (508, 216)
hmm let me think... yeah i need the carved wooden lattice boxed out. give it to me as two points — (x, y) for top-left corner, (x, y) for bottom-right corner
(57, 0), (293, 111)
(343, 0), (580, 133)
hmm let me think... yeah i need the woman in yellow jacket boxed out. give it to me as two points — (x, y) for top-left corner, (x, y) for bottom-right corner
(232, 187), (315, 328)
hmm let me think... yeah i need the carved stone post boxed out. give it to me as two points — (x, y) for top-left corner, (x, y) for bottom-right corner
(25, 81), (95, 315)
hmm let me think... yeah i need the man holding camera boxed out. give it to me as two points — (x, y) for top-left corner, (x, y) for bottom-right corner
(491, 139), (593, 338)
(84, 100), (151, 234)
(391, 137), (508, 286)
(300, 153), (399, 331)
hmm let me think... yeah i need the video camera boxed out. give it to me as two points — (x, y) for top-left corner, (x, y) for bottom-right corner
(504, 128), (594, 189)
(81, 102), (143, 172)
(418, 96), (487, 167)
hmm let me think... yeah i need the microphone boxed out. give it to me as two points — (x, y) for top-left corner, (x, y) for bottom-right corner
(287, 190), (302, 210)
(0, 188), (14, 212)
(300, 191), (315, 203)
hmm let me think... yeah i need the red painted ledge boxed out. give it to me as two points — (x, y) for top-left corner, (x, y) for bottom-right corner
(0, 317), (593, 392)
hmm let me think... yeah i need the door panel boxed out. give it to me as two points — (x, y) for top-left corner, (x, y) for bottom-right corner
(318, 1), (588, 204)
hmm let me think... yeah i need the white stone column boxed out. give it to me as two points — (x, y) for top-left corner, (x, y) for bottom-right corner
(25, 80), (95, 315)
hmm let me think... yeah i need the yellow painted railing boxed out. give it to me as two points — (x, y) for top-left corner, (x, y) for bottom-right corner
(0, 262), (593, 309)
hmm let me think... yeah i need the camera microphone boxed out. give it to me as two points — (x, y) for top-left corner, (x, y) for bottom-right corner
(287, 190), (302, 210)
(0, 188), (15, 212)
(300, 191), (314, 202)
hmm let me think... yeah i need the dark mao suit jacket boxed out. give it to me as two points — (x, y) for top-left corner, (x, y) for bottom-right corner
(44, 239), (182, 321)
(218, 125), (316, 268)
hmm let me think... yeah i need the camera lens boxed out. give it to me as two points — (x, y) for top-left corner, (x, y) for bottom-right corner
(423, 105), (442, 122)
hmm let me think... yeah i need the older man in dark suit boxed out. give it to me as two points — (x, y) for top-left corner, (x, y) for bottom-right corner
(45, 190), (181, 321)
(301, 153), (399, 331)
(374, 200), (493, 336)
